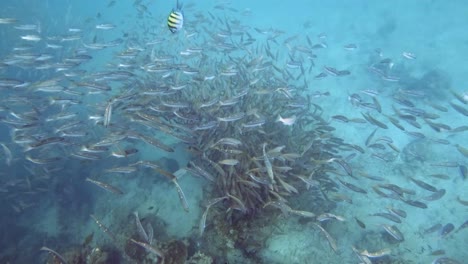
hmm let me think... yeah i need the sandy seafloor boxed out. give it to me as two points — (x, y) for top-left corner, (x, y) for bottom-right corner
(0, 0), (467, 263)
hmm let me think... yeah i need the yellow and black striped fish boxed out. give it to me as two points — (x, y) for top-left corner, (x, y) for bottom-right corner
(167, 0), (184, 33)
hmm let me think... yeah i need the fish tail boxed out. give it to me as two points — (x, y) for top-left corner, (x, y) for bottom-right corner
(276, 115), (283, 122)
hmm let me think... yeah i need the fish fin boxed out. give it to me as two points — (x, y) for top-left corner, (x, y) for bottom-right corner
(176, 0), (183, 10)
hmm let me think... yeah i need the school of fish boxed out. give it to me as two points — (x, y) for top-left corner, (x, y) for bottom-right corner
(0, 1), (466, 263)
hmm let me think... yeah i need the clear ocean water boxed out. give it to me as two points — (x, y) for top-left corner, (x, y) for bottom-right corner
(0, 1), (467, 263)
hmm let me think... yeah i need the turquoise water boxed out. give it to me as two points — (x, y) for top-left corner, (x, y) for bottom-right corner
(0, 1), (467, 263)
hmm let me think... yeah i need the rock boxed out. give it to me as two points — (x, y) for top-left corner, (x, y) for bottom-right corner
(163, 240), (188, 264)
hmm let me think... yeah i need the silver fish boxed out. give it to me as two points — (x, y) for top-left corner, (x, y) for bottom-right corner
(130, 238), (164, 258)
(86, 178), (123, 195)
(40, 246), (67, 264)
(0, 143), (12, 166)
(133, 211), (149, 243)
(104, 100), (113, 127)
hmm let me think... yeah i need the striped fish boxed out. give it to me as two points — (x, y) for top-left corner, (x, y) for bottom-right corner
(167, 0), (184, 33)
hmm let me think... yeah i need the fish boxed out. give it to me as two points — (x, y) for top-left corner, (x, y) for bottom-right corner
(429, 174), (450, 180)
(146, 222), (154, 245)
(449, 102), (468, 116)
(459, 165), (467, 180)
(387, 143), (400, 153)
(440, 223), (454, 238)
(402, 52), (416, 60)
(382, 224), (404, 242)
(111, 148), (138, 158)
(344, 44), (357, 50)
(423, 189), (446, 201)
(378, 183), (414, 196)
(455, 145), (468, 157)
(333, 159), (353, 176)
(105, 166), (137, 174)
(227, 193), (247, 213)
(85, 178), (124, 195)
(330, 194), (353, 204)
(133, 211), (149, 243)
(276, 114), (296, 126)
(0, 18), (17, 24)
(218, 159), (239, 166)
(387, 207), (407, 218)
(40, 246), (67, 264)
(161, 100), (189, 108)
(82, 232), (94, 247)
(95, 23), (116, 30)
(401, 198), (427, 209)
(288, 209), (315, 218)
(368, 143), (386, 150)
(199, 204), (211, 237)
(82, 145), (110, 153)
(103, 100), (113, 127)
(0, 143), (12, 166)
(450, 89), (468, 105)
(152, 167), (176, 181)
(324, 66), (340, 76)
(75, 82), (111, 91)
(127, 132), (174, 152)
(431, 257), (461, 264)
(186, 163), (215, 182)
(409, 177), (437, 192)
(429, 249), (446, 256)
(194, 121), (218, 130)
(355, 217), (366, 229)
(242, 119), (266, 129)
(90, 214), (116, 241)
(424, 223), (442, 234)
(21, 35), (41, 42)
(370, 213), (401, 223)
(331, 115), (349, 123)
(26, 136), (66, 151)
(372, 97), (382, 113)
(219, 97), (240, 106)
(167, 0), (184, 33)
(248, 173), (271, 186)
(361, 112), (388, 129)
(172, 179), (189, 212)
(262, 143), (275, 185)
(430, 161), (459, 168)
(337, 179), (367, 194)
(351, 246), (372, 264)
(211, 138), (242, 147)
(276, 176), (298, 194)
(71, 152), (101, 160)
(455, 220), (468, 233)
(365, 128), (378, 146)
(317, 213), (346, 222)
(386, 115), (406, 131)
(206, 196), (229, 208)
(130, 238), (164, 259)
(217, 112), (245, 122)
(360, 248), (391, 258)
(313, 223), (338, 253)
(25, 155), (61, 165)
(429, 102), (449, 112)
(456, 196), (468, 206)
(198, 98), (219, 108)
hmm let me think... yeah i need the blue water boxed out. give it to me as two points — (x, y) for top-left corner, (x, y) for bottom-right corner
(0, 0), (467, 263)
